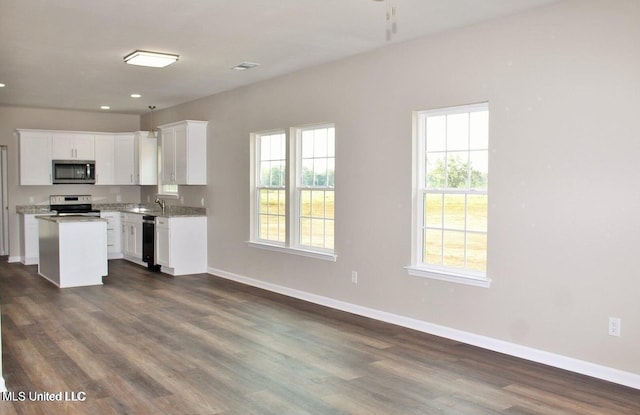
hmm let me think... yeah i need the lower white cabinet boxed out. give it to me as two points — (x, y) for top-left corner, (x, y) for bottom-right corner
(100, 211), (122, 259)
(121, 213), (143, 265)
(19, 213), (54, 265)
(155, 216), (207, 276)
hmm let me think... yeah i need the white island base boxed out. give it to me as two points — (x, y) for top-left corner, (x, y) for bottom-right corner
(38, 217), (108, 288)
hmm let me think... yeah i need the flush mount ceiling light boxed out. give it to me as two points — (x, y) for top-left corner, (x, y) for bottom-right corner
(124, 50), (179, 68)
(232, 62), (260, 71)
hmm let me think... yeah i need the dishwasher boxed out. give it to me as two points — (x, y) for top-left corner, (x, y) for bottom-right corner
(142, 215), (161, 271)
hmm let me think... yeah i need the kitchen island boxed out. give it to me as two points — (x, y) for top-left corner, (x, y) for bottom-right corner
(38, 216), (108, 288)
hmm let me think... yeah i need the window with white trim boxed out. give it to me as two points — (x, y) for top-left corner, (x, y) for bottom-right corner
(255, 131), (287, 244)
(250, 124), (336, 261)
(295, 125), (335, 252)
(408, 103), (490, 287)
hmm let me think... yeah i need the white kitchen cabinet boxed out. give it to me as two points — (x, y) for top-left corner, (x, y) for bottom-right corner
(52, 132), (95, 160)
(38, 217), (107, 288)
(121, 213), (143, 265)
(136, 132), (158, 185)
(18, 130), (53, 185)
(19, 212), (54, 265)
(158, 120), (207, 185)
(156, 219), (170, 266)
(100, 211), (122, 259)
(114, 134), (135, 184)
(95, 133), (153, 185)
(94, 135), (115, 184)
(155, 216), (207, 276)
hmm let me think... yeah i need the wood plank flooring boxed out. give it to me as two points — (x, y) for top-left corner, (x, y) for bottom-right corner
(0, 259), (638, 414)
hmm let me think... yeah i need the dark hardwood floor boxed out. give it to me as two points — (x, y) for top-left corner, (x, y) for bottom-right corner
(0, 259), (638, 414)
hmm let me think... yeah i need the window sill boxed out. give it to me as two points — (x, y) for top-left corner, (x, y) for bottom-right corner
(405, 265), (491, 288)
(247, 241), (337, 262)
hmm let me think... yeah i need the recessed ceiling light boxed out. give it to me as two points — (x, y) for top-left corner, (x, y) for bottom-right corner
(124, 50), (179, 68)
(0, 83), (5, 87)
(101, 106), (110, 110)
(131, 93), (141, 98)
(232, 62), (260, 71)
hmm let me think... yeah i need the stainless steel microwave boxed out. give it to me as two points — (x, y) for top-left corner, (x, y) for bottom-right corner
(52, 160), (95, 184)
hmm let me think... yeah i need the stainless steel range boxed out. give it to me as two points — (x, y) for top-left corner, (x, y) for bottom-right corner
(49, 195), (100, 217)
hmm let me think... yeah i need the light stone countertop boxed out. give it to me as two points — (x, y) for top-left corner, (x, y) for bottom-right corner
(96, 203), (206, 217)
(37, 216), (107, 223)
(16, 206), (53, 214)
(16, 203), (207, 218)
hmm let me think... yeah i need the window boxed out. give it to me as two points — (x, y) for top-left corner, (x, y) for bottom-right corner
(255, 131), (287, 244)
(250, 124), (336, 261)
(296, 125), (335, 252)
(158, 183), (179, 197)
(407, 103), (490, 287)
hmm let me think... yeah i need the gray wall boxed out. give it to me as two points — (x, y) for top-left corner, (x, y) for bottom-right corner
(0, 106), (141, 259)
(142, 0), (640, 377)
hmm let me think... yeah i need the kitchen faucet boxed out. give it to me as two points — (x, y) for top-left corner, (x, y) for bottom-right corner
(155, 198), (166, 213)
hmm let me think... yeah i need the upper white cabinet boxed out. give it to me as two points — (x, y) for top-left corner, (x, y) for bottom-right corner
(52, 132), (95, 160)
(158, 120), (207, 185)
(94, 132), (156, 186)
(94, 135), (115, 185)
(114, 134), (136, 185)
(18, 128), (157, 186)
(137, 132), (158, 185)
(18, 130), (53, 185)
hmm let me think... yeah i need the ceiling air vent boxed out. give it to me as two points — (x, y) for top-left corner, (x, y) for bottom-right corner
(232, 62), (260, 71)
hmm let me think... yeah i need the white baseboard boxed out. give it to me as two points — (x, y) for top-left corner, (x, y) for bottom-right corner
(7, 256), (21, 263)
(208, 266), (640, 390)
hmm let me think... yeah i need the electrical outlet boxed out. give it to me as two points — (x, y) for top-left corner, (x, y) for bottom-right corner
(116, 195), (122, 202)
(351, 271), (358, 284)
(608, 317), (621, 337)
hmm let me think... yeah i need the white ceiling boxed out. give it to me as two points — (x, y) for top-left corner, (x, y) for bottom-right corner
(0, 0), (559, 115)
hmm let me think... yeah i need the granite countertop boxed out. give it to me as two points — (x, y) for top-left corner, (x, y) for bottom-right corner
(16, 206), (53, 214)
(96, 203), (207, 217)
(38, 216), (107, 223)
(17, 203), (206, 217)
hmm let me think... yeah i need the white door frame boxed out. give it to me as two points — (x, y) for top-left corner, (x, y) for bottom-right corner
(0, 146), (8, 255)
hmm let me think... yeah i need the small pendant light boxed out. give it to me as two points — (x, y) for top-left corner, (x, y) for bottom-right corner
(148, 105), (157, 138)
